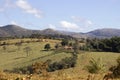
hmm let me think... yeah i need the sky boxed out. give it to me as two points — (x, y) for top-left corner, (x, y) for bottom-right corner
(0, 0), (120, 32)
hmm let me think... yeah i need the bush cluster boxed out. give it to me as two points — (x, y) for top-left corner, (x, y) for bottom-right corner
(109, 56), (120, 78)
(48, 55), (77, 72)
(81, 37), (120, 52)
(85, 58), (105, 74)
(7, 54), (77, 74)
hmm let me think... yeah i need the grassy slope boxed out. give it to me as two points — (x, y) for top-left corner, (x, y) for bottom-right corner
(1, 52), (120, 80)
(0, 39), (71, 70)
(44, 52), (120, 80)
(0, 39), (120, 80)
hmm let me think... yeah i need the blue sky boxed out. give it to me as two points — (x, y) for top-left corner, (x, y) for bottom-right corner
(0, 0), (120, 32)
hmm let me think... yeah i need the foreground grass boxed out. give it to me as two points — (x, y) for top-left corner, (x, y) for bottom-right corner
(0, 51), (120, 80)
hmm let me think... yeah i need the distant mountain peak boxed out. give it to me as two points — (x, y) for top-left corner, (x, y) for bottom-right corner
(43, 28), (55, 31)
(3, 24), (25, 29)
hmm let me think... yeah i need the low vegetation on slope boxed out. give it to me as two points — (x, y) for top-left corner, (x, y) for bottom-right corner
(0, 38), (120, 80)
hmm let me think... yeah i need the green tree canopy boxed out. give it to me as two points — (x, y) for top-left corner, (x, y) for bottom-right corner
(61, 39), (69, 46)
(44, 43), (51, 51)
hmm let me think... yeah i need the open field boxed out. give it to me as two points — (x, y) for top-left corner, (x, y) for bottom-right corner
(0, 52), (120, 80)
(0, 39), (72, 70)
(0, 38), (120, 80)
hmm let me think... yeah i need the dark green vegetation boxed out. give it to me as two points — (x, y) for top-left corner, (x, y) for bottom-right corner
(81, 37), (120, 53)
(44, 43), (51, 51)
(47, 53), (77, 72)
(109, 56), (120, 78)
(61, 39), (69, 46)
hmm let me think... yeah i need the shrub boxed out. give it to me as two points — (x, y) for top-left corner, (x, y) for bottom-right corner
(0, 72), (7, 80)
(2, 45), (6, 51)
(61, 39), (68, 46)
(44, 43), (51, 51)
(15, 42), (22, 50)
(10, 66), (32, 74)
(109, 56), (120, 78)
(23, 46), (32, 57)
(8, 60), (50, 74)
(48, 55), (77, 72)
(32, 62), (47, 74)
(85, 58), (105, 74)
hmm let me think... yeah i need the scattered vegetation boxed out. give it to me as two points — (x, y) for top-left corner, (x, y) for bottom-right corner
(0, 37), (120, 80)
(23, 46), (32, 57)
(15, 42), (22, 50)
(109, 56), (120, 78)
(44, 43), (51, 51)
(48, 54), (77, 72)
(85, 58), (105, 74)
(61, 39), (69, 46)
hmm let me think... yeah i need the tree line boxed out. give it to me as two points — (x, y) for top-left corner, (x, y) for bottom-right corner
(81, 37), (120, 52)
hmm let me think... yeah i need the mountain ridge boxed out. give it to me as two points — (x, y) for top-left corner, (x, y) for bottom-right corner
(0, 24), (120, 38)
(87, 28), (120, 38)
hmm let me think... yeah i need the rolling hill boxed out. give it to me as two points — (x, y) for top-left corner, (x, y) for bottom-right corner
(0, 25), (34, 37)
(86, 28), (120, 38)
(0, 24), (120, 38)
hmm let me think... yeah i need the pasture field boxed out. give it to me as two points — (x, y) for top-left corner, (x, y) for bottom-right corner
(0, 38), (71, 70)
(0, 38), (120, 80)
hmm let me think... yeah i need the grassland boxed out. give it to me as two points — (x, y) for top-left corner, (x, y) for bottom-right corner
(0, 39), (72, 70)
(0, 38), (120, 80)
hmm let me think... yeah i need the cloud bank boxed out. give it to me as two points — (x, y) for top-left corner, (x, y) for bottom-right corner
(71, 16), (93, 27)
(16, 0), (43, 18)
(60, 21), (79, 30)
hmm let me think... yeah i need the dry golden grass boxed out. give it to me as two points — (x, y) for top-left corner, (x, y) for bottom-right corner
(0, 69), (119, 80)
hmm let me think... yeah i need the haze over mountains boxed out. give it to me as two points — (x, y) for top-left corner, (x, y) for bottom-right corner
(0, 24), (120, 38)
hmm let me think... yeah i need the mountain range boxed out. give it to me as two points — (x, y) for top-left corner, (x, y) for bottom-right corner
(0, 24), (120, 38)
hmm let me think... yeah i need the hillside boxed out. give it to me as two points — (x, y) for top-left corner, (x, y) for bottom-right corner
(0, 24), (120, 38)
(0, 38), (120, 80)
(87, 28), (120, 38)
(0, 25), (65, 37)
(0, 25), (34, 37)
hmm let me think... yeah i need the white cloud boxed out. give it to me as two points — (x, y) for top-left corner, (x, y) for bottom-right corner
(16, 0), (43, 18)
(11, 21), (18, 25)
(87, 20), (93, 25)
(0, 0), (14, 12)
(71, 16), (93, 27)
(48, 24), (56, 29)
(0, 0), (43, 18)
(85, 20), (93, 27)
(60, 21), (79, 30)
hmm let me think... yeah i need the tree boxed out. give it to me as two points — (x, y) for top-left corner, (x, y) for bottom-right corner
(61, 39), (68, 46)
(3, 45), (6, 51)
(69, 42), (73, 47)
(73, 39), (79, 54)
(44, 43), (51, 51)
(15, 42), (22, 50)
(23, 46), (32, 57)
(55, 43), (59, 49)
